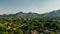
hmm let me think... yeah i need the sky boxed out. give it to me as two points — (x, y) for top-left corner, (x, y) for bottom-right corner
(0, 0), (60, 15)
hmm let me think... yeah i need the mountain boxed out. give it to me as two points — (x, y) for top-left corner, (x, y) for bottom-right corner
(15, 12), (40, 18)
(43, 10), (60, 18)
(0, 12), (40, 18)
(0, 9), (60, 18)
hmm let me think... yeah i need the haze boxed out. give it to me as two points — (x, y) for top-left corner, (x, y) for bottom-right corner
(0, 0), (60, 15)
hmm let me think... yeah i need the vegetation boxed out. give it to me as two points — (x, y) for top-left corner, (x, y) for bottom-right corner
(0, 17), (60, 34)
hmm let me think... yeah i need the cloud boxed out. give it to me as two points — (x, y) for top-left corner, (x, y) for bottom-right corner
(0, 0), (60, 15)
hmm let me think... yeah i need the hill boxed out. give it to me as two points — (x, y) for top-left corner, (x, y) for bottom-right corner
(0, 9), (60, 18)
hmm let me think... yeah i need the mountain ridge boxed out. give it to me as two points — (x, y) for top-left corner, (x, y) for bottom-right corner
(0, 9), (60, 18)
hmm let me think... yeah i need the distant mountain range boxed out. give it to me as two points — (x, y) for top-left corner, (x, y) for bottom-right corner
(43, 10), (60, 18)
(0, 9), (60, 18)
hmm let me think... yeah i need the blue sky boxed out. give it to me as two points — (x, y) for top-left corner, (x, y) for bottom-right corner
(0, 0), (60, 15)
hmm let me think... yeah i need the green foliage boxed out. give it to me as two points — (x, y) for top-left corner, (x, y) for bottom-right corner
(0, 17), (60, 34)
